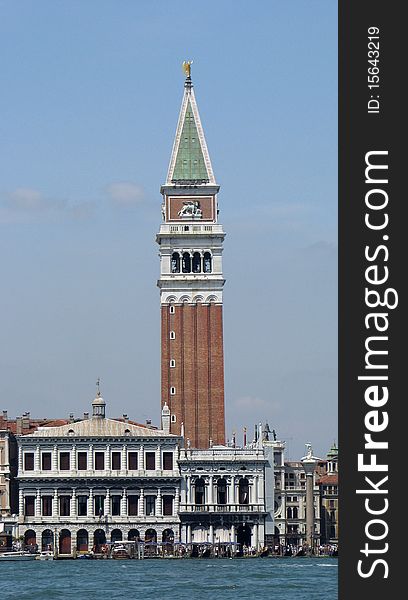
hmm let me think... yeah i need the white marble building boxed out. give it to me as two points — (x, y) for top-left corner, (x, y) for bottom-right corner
(16, 393), (275, 556)
(17, 394), (181, 555)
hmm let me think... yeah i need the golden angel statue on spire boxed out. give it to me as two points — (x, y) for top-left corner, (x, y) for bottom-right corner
(182, 60), (193, 78)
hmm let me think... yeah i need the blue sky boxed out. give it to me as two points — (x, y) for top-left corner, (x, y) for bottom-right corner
(0, 0), (337, 459)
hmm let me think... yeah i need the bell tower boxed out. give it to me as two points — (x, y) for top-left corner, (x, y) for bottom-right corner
(157, 65), (226, 448)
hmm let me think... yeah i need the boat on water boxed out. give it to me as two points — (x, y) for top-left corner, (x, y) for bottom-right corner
(36, 551), (54, 560)
(111, 544), (131, 559)
(0, 551), (38, 561)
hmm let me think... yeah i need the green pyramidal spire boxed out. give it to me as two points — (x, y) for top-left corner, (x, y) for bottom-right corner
(172, 100), (209, 182)
(166, 76), (216, 186)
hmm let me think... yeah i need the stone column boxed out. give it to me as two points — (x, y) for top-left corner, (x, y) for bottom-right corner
(18, 446), (23, 472)
(156, 445), (161, 470)
(253, 476), (258, 504)
(156, 488), (162, 516)
(258, 474), (265, 505)
(88, 445), (93, 470)
(185, 475), (190, 505)
(122, 445), (127, 471)
(174, 488), (180, 514)
(139, 489), (145, 516)
(302, 453), (317, 555)
(71, 445), (77, 471)
(106, 445), (111, 471)
(88, 488), (94, 517)
(35, 445), (40, 471)
(208, 475), (213, 505)
(35, 488), (41, 517)
(52, 445), (58, 471)
(253, 523), (259, 550)
(139, 445), (144, 470)
(231, 523), (235, 543)
(121, 488), (127, 516)
(229, 476), (235, 506)
(19, 488), (24, 515)
(187, 524), (191, 544)
(105, 489), (111, 516)
(53, 488), (58, 517)
(209, 523), (214, 544)
(71, 488), (77, 517)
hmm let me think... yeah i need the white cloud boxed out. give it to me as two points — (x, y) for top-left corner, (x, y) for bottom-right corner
(105, 182), (145, 206)
(5, 187), (66, 212)
(0, 187), (94, 223)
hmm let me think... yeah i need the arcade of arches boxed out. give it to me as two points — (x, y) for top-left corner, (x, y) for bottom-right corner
(22, 527), (176, 554)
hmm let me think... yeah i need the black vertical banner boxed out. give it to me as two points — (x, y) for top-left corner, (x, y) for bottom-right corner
(339, 1), (404, 597)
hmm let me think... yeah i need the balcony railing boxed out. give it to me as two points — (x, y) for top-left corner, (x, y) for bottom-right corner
(179, 504), (265, 514)
(159, 224), (224, 235)
(18, 469), (181, 479)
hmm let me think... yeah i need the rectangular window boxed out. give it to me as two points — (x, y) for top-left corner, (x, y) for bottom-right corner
(59, 452), (70, 471)
(128, 496), (138, 516)
(77, 496), (88, 516)
(77, 452), (87, 470)
(59, 496), (71, 516)
(162, 495), (173, 516)
(42, 496), (53, 516)
(24, 496), (35, 516)
(163, 452), (173, 470)
(145, 452), (155, 470)
(111, 496), (121, 516)
(111, 452), (121, 470)
(169, 305), (175, 314)
(170, 387), (176, 395)
(170, 331), (175, 339)
(24, 453), (34, 471)
(94, 452), (105, 470)
(41, 452), (51, 471)
(145, 495), (155, 516)
(94, 495), (105, 516)
(128, 452), (138, 470)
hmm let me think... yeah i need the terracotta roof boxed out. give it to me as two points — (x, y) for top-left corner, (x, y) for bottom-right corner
(0, 417), (69, 435)
(317, 473), (338, 485)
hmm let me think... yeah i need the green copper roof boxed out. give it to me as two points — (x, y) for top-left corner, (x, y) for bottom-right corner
(172, 101), (209, 182)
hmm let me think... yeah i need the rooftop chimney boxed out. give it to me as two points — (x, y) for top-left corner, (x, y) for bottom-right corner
(22, 413), (30, 430)
(69, 413), (74, 423)
(83, 412), (89, 420)
(16, 416), (23, 435)
(2, 410), (7, 420)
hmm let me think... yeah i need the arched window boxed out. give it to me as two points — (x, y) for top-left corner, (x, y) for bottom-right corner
(192, 252), (201, 273)
(128, 529), (140, 542)
(59, 529), (71, 555)
(76, 529), (88, 552)
(41, 529), (53, 551)
(203, 252), (212, 273)
(171, 252), (180, 273)
(238, 477), (249, 505)
(287, 507), (293, 519)
(182, 252), (191, 273)
(93, 529), (106, 553)
(293, 507), (298, 519)
(195, 477), (205, 505)
(145, 528), (157, 543)
(217, 478), (227, 505)
(111, 529), (122, 543)
(24, 529), (36, 547)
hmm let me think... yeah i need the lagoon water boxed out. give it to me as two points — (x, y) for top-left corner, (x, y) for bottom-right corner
(1, 557), (337, 600)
